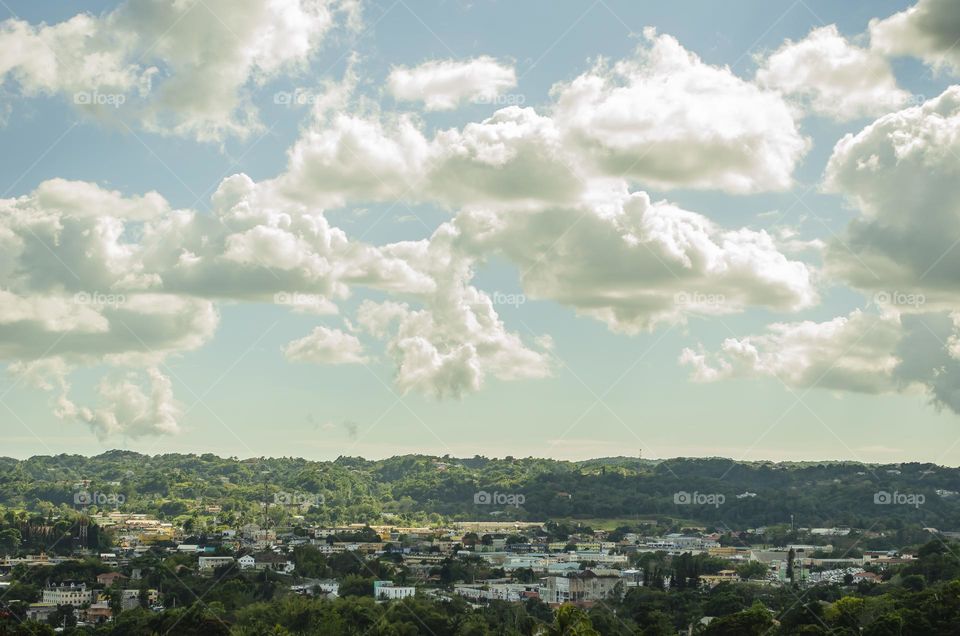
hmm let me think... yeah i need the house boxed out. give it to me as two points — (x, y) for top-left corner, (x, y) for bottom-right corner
(120, 588), (158, 610)
(84, 601), (113, 622)
(97, 572), (128, 586)
(699, 570), (740, 587)
(25, 603), (58, 622)
(541, 571), (621, 606)
(42, 582), (95, 607)
(290, 580), (339, 597)
(198, 556), (235, 573)
(239, 552), (295, 574)
(374, 580), (415, 600)
(853, 571), (882, 584)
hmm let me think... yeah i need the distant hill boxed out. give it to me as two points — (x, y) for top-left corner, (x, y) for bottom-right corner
(1, 452), (957, 529)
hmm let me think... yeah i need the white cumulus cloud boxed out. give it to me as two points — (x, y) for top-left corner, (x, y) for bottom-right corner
(551, 28), (809, 193)
(284, 326), (367, 364)
(388, 56), (516, 111)
(870, 0), (960, 73)
(0, 0), (358, 141)
(757, 25), (912, 121)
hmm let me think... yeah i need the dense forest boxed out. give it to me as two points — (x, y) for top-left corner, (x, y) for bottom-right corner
(0, 451), (957, 530)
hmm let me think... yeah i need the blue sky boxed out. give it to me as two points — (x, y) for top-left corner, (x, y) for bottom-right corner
(2, 0), (960, 464)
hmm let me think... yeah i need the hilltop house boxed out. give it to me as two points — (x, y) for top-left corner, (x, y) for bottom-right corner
(541, 571), (620, 606)
(42, 582), (94, 607)
(238, 552), (295, 574)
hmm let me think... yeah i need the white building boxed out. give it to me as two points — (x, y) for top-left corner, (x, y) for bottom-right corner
(454, 583), (538, 602)
(42, 582), (94, 607)
(198, 556), (235, 572)
(239, 552), (295, 574)
(541, 572), (620, 605)
(374, 580), (415, 600)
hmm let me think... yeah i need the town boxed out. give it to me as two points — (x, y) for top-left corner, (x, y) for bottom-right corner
(0, 504), (941, 630)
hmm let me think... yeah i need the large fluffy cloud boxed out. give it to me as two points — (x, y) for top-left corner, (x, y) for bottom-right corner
(680, 310), (901, 392)
(681, 308), (960, 416)
(388, 56), (516, 111)
(0, 0), (358, 141)
(0, 170), (559, 432)
(280, 29), (813, 210)
(823, 86), (960, 303)
(550, 28), (809, 193)
(356, 224), (552, 398)
(757, 25), (912, 121)
(870, 0), (960, 73)
(68, 368), (182, 439)
(895, 312), (960, 413)
(278, 105), (584, 210)
(453, 187), (818, 333)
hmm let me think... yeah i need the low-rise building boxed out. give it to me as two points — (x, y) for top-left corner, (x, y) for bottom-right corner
(198, 556), (235, 573)
(25, 603), (58, 622)
(84, 601), (113, 622)
(699, 570), (739, 587)
(42, 582), (94, 607)
(96, 572), (128, 586)
(238, 552), (295, 574)
(541, 571), (620, 606)
(374, 580), (416, 600)
(120, 588), (158, 610)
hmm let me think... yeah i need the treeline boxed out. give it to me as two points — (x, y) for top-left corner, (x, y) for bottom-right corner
(1, 451), (959, 528)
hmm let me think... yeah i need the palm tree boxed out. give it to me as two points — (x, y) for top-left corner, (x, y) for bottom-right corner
(535, 605), (601, 636)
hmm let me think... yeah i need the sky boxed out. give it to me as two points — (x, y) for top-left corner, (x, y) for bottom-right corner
(2, 0), (960, 464)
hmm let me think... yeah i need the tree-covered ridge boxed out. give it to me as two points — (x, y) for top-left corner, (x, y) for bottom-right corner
(0, 452), (958, 528)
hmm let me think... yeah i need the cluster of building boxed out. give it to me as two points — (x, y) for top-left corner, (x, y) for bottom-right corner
(24, 579), (159, 625)
(0, 515), (930, 624)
